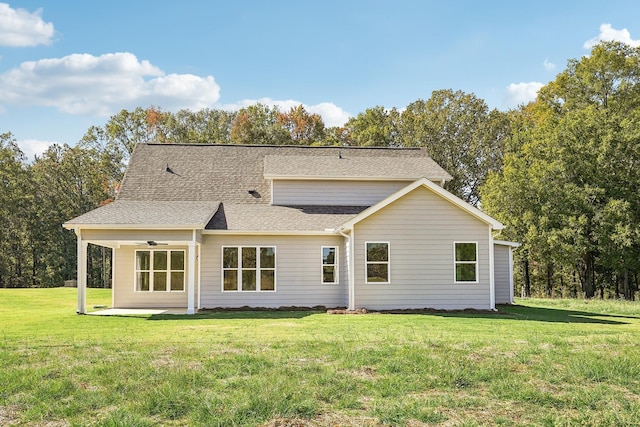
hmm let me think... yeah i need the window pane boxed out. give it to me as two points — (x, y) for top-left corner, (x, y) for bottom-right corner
(223, 247), (238, 269)
(154, 272), (167, 291)
(322, 247), (336, 265)
(137, 271), (149, 291)
(242, 270), (256, 291)
(223, 270), (238, 291)
(242, 247), (256, 268)
(455, 243), (476, 262)
(136, 251), (150, 271)
(171, 251), (184, 270)
(260, 270), (275, 291)
(260, 247), (275, 269)
(456, 264), (477, 282)
(323, 266), (335, 283)
(367, 243), (388, 262)
(367, 264), (388, 282)
(154, 251), (167, 270)
(171, 272), (184, 291)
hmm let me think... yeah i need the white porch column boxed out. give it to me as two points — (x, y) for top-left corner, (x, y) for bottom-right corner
(187, 238), (196, 315)
(76, 230), (88, 314)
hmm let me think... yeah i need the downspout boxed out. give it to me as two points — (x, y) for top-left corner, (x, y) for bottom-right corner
(338, 227), (355, 311)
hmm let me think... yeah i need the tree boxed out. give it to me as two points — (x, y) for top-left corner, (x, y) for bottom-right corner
(166, 108), (236, 144)
(345, 106), (400, 147)
(277, 105), (325, 145)
(230, 104), (292, 145)
(482, 41), (640, 298)
(400, 90), (510, 205)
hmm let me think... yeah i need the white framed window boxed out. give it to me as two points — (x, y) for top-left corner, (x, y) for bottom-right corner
(321, 246), (338, 284)
(454, 242), (478, 283)
(135, 250), (185, 292)
(365, 242), (390, 284)
(222, 246), (276, 292)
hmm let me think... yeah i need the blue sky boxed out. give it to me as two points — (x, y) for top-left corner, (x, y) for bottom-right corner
(1, 1), (639, 160)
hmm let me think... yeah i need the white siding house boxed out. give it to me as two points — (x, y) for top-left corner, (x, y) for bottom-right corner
(64, 144), (515, 314)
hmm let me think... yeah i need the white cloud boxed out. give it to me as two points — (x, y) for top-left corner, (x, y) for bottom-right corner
(16, 139), (55, 161)
(584, 23), (640, 49)
(0, 3), (54, 47)
(543, 58), (556, 71)
(222, 98), (352, 127)
(0, 52), (221, 115)
(504, 82), (544, 108)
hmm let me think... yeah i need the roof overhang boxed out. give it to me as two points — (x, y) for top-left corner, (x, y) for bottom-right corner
(493, 240), (521, 248)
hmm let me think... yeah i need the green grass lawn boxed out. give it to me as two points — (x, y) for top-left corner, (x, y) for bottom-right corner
(1, 289), (639, 426)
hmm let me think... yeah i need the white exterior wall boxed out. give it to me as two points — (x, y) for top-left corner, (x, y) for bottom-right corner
(113, 245), (193, 308)
(272, 180), (410, 206)
(493, 244), (513, 304)
(200, 234), (346, 308)
(353, 186), (493, 310)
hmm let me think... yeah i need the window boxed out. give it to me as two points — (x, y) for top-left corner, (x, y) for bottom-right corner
(454, 242), (478, 283)
(135, 250), (185, 292)
(366, 242), (389, 283)
(222, 246), (276, 292)
(322, 246), (338, 284)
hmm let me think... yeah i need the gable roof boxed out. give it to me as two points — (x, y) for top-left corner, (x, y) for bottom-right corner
(341, 178), (504, 231)
(64, 200), (220, 229)
(117, 144), (451, 203)
(263, 155), (452, 181)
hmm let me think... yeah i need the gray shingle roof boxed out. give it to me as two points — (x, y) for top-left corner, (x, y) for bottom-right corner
(65, 200), (220, 227)
(264, 155), (452, 180)
(117, 144), (451, 203)
(68, 144), (453, 230)
(207, 204), (367, 231)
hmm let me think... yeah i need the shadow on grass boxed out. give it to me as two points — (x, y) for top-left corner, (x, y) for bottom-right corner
(494, 304), (640, 325)
(141, 305), (639, 325)
(147, 309), (321, 321)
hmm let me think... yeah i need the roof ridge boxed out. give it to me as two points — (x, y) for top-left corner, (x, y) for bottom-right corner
(139, 142), (423, 150)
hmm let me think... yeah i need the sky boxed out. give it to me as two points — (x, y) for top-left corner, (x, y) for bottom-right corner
(1, 1), (639, 161)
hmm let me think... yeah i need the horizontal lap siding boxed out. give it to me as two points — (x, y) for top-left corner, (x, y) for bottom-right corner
(494, 244), (512, 304)
(354, 186), (492, 310)
(272, 180), (409, 206)
(200, 235), (346, 308)
(113, 245), (190, 308)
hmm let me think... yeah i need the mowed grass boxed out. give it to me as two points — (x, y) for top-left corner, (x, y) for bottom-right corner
(1, 289), (640, 426)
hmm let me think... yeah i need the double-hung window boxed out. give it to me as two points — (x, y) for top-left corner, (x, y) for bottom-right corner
(322, 246), (338, 284)
(454, 242), (478, 283)
(222, 246), (276, 291)
(366, 242), (390, 283)
(135, 250), (185, 292)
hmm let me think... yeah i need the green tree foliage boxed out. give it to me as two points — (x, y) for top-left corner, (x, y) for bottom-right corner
(482, 41), (640, 299)
(344, 106), (401, 147)
(400, 90), (510, 205)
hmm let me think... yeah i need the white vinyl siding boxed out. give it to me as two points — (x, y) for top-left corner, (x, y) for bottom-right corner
(113, 245), (191, 308)
(272, 180), (410, 206)
(353, 185), (492, 310)
(201, 235), (346, 308)
(493, 244), (513, 304)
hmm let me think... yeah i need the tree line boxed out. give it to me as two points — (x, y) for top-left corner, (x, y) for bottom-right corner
(1, 41), (638, 299)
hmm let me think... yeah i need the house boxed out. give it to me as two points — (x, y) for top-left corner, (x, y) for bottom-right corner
(63, 143), (518, 314)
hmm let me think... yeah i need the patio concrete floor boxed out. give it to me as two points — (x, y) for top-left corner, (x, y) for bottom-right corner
(88, 308), (190, 316)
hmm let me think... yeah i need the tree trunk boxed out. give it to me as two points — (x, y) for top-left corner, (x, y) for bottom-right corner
(581, 252), (596, 298)
(622, 268), (630, 300)
(546, 263), (553, 298)
(523, 258), (531, 297)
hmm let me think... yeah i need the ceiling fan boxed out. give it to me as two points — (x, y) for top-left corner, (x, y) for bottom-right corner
(134, 240), (169, 246)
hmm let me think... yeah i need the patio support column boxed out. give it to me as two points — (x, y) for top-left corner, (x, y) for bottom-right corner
(187, 236), (196, 315)
(76, 230), (88, 314)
